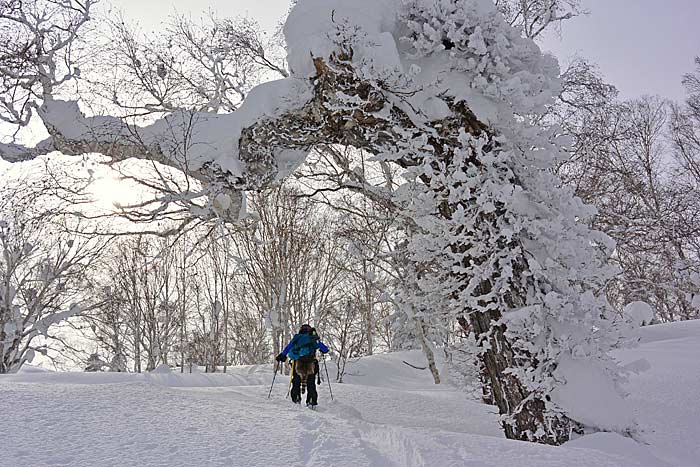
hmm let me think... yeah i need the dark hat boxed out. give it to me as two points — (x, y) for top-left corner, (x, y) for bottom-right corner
(299, 323), (313, 334)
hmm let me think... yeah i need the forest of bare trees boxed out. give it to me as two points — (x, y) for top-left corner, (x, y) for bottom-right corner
(46, 187), (396, 375)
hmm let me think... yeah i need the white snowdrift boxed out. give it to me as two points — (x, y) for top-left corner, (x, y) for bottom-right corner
(623, 301), (655, 327)
(551, 356), (636, 433)
(2, 320), (699, 467)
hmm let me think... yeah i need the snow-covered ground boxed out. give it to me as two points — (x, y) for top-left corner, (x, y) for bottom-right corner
(3, 320), (699, 467)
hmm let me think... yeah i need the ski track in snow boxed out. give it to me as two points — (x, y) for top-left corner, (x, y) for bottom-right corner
(2, 321), (700, 467)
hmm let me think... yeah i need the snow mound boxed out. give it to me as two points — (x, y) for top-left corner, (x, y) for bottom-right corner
(284, 0), (400, 78)
(150, 363), (172, 374)
(551, 356), (635, 433)
(624, 301), (655, 327)
(16, 364), (52, 374)
(636, 318), (700, 344)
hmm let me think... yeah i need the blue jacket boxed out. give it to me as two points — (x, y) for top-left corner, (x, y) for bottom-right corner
(282, 333), (329, 360)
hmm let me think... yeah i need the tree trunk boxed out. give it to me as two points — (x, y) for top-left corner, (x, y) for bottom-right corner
(362, 259), (374, 356)
(469, 308), (579, 444)
(223, 306), (229, 373)
(414, 316), (440, 384)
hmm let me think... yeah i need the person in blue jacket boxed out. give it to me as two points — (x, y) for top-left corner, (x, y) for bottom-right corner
(276, 324), (329, 407)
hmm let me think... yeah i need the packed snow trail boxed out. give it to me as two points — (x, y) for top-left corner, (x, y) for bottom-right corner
(2, 321), (700, 467)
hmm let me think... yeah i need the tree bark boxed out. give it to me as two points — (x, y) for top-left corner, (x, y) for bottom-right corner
(414, 316), (441, 384)
(469, 308), (578, 444)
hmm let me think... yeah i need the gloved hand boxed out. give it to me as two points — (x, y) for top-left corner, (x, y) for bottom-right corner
(320, 348), (329, 354)
(275, 353), (287, 362)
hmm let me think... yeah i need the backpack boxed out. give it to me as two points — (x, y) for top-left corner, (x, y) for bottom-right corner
(288, 333), (318, 361)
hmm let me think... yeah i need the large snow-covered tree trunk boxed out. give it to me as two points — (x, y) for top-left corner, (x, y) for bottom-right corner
(470, 307), (576, 442)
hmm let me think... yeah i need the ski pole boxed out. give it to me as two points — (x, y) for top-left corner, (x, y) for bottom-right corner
(268, 361), (280, 399)
(286, 360), (295, 399)
(314, 330), (334, 401)
(322, 354), (334, 401)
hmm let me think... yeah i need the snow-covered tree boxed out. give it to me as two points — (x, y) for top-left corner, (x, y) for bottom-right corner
(559, 86), (700, 322)
(0, 184), (105, 373)
(495, 0), (583, 39)
(669, 56), (700, 319)
(0, 0), (634, 443)
(84, 352), (107, 372)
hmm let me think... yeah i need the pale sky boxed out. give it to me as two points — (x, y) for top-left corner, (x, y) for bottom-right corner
(540, 0), (700, 102)
(112, 0), (290, 31)
(114, 0), (700, 103)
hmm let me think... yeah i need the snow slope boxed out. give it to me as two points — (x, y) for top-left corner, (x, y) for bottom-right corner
(2, 320), (699, 467)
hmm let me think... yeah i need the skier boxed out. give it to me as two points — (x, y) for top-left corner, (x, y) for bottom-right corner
(276, 324), (329, 408)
